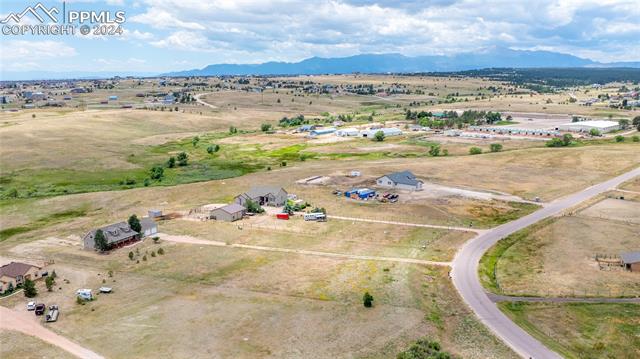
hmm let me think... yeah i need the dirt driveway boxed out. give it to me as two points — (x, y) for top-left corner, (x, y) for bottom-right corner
(0, 306), (104, 359)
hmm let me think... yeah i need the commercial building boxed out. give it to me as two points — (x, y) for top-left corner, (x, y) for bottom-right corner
(359, 127), (402, 138)
(555, 120), (620, 134)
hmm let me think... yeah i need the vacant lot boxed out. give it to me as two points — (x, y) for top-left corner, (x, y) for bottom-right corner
(499, 302), (640, 359)
(0, 330), (75, 359)
(1, 235), (516, 359)
(482, 197), (640, 297)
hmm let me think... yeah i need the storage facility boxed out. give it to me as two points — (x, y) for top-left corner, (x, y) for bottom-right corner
(554, 120), (620, 133)
(360, 127), (403, 138)
(336, 128), (359, 137)
(309, 127), (336, 137)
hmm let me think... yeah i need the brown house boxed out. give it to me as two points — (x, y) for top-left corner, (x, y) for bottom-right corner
(0, 262), (43, 293)
(621, 251), (640, 272)
(83, 222), (139, 251)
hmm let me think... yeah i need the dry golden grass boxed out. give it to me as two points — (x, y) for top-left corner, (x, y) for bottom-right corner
(494, 197), (640, 297)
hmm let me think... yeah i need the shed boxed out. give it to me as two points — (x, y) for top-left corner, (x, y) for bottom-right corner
(210, 203), (245, 222)
(621, 251), (640, 272)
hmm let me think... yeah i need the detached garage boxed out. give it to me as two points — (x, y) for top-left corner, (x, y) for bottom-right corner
(210, 203), (246, 222)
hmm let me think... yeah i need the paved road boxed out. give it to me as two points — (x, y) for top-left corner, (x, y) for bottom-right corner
(451, 166), (640, 359)
(0, 306), (104, 359)
(159, 233), (452, 266)
(327, 215), (483, 233)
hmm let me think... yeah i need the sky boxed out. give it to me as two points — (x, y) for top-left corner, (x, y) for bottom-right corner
(1, 0), (639, 75)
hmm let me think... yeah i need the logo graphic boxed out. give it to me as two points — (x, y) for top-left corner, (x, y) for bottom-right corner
(0, 2), (59, 24)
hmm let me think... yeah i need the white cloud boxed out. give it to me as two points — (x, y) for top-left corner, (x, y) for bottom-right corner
(1, 40), (76, 61)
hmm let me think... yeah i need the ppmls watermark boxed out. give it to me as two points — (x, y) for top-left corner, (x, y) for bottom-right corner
(1, 2), (125, 36)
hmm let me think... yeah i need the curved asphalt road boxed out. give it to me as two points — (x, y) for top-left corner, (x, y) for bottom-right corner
(451, 166), (640, 359)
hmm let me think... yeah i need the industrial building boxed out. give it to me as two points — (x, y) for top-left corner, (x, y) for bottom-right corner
(554, 120), (620, 133)
(359, 127), (402, 138)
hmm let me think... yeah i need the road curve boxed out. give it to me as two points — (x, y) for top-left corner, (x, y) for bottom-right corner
(0, 306), (104, 359)
(451, 166), (640, 359)
(193, 92), (218, 109)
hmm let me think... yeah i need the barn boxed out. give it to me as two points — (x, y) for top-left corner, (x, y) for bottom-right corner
(621, 251), (640, 272)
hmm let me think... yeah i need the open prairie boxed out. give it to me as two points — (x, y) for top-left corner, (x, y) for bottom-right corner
(481, 195), (640, 297)
(1, 74), (639, 359)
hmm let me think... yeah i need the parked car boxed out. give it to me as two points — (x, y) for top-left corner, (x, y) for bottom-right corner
(35, 303), (46, 315)
(40, 271), (48, 277)
(99, 287), (112, 293)
(27, 301), (36, 311)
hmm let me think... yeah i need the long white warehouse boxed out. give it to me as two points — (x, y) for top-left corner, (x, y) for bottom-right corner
(555, 120), (620, 133)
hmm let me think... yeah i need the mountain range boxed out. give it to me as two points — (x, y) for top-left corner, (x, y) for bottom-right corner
(163, 48), (640, 77)
(2, 48), (639, 81)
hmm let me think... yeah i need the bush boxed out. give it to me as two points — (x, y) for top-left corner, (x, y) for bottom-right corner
(589, 128), (601, 136)
(615, 135), (625, 142)
(632, 135), (639, 142)
(142, 255), (147, 261)
(374, 130), (385, 142)
(397, 338), (451, 359)
(150, 166), (164, 180)
(128, 251), (134, 260)
(158, 247), (164, 255)
(469, 147), (482, 155)
(152, 236), (159, 243)
(207, 144), (220, 154)
(177, 152), (189, 166)
(261, 123), (272, 132)
(363, 292), (374, 307)
(167, 156), (176, 168)
(489, 143), (502, 152)
(45, 276), (55, 292)
(546, 138), (565, 147)
(428, 144), (441, 157)
(151, 251), (156, 257)
(76, 296), (84, 305)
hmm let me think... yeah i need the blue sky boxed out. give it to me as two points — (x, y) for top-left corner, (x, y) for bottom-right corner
(1, 0), (639, 74)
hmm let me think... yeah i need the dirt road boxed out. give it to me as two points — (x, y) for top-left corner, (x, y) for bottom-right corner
(159, 233), (452, 266)
(0, 306), (104, 359)
(194, 92), (218, 109)
(327, 215), (483, 233)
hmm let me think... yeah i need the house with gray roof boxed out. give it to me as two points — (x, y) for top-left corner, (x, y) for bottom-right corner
(235, 186), (288, 207)
(621, 251), (640, 272)
(210, 203), (246, 222)
(83, 222), (139, 251)
(376, 170), (423, 191)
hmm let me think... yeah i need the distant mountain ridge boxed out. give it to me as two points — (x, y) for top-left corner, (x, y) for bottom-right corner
(163, 48), (639, 77)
